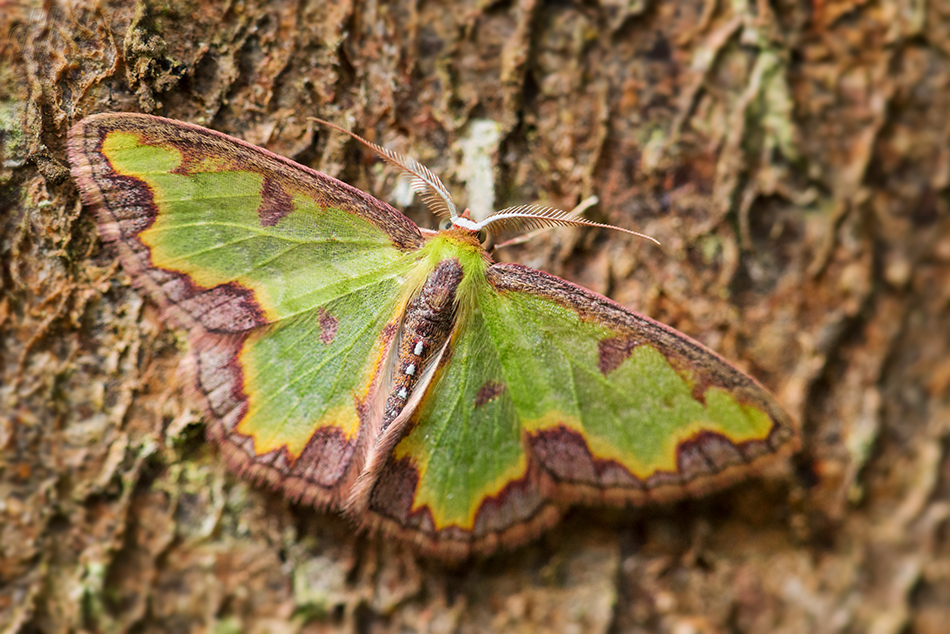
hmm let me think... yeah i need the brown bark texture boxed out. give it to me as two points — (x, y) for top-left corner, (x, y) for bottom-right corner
(2, 0), (948, 632)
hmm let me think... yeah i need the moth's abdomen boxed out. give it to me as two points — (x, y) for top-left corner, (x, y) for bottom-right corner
(382, 259), (463, 429)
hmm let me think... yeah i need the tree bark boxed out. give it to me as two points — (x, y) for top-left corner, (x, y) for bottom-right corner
(2, 0), (948, 632)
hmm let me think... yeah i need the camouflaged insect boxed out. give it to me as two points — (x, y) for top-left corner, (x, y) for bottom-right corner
(68, 113), (797, 558)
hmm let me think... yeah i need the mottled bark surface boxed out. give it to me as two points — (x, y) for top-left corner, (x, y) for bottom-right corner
(2, 1), (948, 632)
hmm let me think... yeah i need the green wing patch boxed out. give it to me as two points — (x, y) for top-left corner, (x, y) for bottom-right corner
(363, 306), (554, 557)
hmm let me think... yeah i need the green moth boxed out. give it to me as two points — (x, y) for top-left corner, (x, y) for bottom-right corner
(67, 113), (797, 559)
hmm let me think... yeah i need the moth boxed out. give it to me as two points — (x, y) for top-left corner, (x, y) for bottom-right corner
(67, 113), (797, 558)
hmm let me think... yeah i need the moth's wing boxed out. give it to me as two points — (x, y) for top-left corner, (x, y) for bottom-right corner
(356, 304), (559, 559)
(68, 113), (423, 510)
(482, 263), (798, 506)
(359, 262), (797, 558)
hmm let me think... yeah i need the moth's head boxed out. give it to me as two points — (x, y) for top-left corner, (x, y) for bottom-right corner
(439, 209), (488, 244)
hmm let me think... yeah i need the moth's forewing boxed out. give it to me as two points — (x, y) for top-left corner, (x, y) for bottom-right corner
(483, 264), (797, 506)
(68, 113), (423, 509)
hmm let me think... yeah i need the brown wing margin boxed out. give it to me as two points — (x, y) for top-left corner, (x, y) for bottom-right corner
(68, 113), (424, 251)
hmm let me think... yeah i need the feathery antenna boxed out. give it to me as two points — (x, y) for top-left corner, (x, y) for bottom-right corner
(494, 196), (599, 248)
(311, 118), (658, 246)
(311, 117), (458, 219)
(475, 204), (660, 245)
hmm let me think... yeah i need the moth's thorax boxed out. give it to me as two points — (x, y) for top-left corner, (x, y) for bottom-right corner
(416, 260), (463, 317)
(382, 258), (464, 430)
